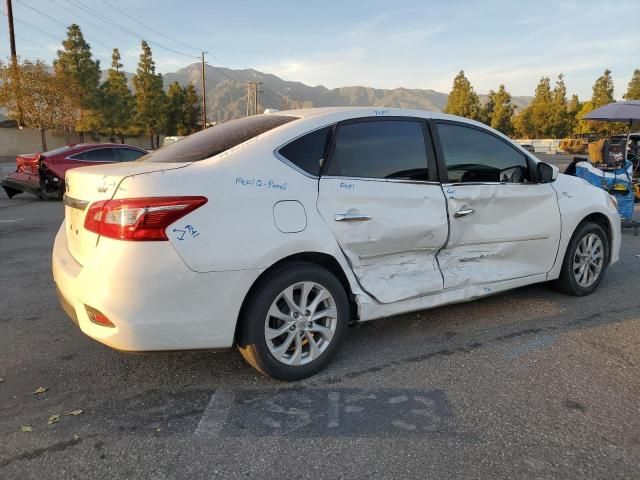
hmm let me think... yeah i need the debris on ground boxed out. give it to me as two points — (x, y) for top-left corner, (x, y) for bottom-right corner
(47, 414), (60, 425)
(31, 386), (48, 395)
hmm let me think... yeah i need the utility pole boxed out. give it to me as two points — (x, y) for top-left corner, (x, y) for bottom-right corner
(5, 0), (22, 126)
(245, 82), (263, 116)
(6, 0), (16, 59)
(200, 51), (207, 130)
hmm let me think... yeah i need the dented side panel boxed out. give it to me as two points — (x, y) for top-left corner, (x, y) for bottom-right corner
(317, 177), (448, 304)
(439, 183), (561, 289)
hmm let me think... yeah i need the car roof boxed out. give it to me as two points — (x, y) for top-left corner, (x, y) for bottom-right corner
(266, 106), (514, 147)
(270, 106), (490, 130)
(69, 143), (146, 150)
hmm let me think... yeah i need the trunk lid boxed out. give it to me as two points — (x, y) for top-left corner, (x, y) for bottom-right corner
(16, 153), (41, 174)
(63, 162), (188, 265)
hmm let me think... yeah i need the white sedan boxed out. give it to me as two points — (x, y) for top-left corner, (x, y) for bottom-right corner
(53, 107), (621, 380)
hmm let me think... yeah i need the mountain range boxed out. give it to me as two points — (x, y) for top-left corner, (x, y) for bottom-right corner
(162, 64), (533, 123)
(0, 64), (533, 125)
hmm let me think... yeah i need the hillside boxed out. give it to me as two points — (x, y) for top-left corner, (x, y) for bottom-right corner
(162, 64), (532, 122)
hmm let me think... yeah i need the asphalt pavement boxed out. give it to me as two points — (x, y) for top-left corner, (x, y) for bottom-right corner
(1, 157), (640, 479)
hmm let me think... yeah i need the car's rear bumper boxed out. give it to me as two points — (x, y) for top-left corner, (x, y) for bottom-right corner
(1, 172), (44, 198)
(52, 223), (263, 351)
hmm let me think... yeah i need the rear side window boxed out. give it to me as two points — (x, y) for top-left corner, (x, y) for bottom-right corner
(139, 115), (297, 163)
(116, 148), (146, 162)
(326, 120), (429, 180)
(436, 123), (529, 183)
(278, 126), (332, 176)
(71, 148), (117, 162)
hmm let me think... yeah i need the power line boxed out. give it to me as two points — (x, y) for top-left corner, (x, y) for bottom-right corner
(49, 0), (142, 59)
(12, 0), (133, 64)
(65, 0), (198, 60)
(100, 0), (201, 54)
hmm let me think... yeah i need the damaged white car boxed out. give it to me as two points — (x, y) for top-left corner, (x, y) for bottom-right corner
(53, 107), (621, 380)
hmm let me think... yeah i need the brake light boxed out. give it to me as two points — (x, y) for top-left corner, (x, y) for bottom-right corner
(84, 196), (207, 241)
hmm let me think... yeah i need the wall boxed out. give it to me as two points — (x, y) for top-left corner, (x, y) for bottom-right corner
(0, 127), (161, 158)
(515, 139), (564, 154)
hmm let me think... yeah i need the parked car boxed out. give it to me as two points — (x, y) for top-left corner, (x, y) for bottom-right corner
(1, 143), (147, 200)
(53, 108), (621, 380)
(520, 143), (536, 153)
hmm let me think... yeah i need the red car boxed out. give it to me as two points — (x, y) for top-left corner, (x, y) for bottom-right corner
(1, 143), (148, 200)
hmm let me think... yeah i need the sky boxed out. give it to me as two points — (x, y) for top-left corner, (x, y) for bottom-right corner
(0, 0), (637, 99)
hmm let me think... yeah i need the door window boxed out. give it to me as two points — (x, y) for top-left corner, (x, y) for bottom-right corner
(326, 120), (430, 180)
(71, 148), (117, 162)
(436, 123), (529, 183)
(278, 126), (332, 176)
(116, 148), (146, 162)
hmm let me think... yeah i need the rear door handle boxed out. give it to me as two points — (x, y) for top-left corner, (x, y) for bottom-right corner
(453, 208), (475, 218)
(334, 212), (372, 222)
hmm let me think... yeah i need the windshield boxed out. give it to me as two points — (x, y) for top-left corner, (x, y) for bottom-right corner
(42, 145), (74, 156)
(138, 115), (297, 163)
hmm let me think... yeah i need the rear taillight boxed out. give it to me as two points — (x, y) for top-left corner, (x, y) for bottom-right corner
(84, 196), (207, 241)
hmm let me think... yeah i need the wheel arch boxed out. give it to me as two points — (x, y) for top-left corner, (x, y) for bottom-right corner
(234, 251), (358, 344)
(576, 212), (613, 263)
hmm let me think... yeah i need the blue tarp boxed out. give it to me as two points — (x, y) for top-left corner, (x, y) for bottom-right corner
(575, 161), (635, 220)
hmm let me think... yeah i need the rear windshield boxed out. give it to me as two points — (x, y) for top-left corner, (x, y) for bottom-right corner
(138, 115), (297, 163)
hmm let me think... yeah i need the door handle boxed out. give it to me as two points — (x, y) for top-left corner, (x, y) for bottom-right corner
(334, 212), (372, 222)
(453, 208), (475, 218)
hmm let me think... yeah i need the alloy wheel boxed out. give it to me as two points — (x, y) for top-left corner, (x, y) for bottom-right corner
(572, 233), (604, 288)
(264, 281), (337, 366)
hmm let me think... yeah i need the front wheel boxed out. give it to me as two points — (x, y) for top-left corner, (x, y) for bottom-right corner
(553, 222), (609, 296)
(237, 262), (349, 381)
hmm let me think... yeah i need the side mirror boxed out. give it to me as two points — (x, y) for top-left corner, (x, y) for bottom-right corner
(537, 162), (558, 183)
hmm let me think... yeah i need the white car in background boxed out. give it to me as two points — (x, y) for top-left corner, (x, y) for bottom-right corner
(53, 107), (621, 380)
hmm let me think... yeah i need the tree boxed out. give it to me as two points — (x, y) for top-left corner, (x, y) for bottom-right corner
(624, 69), (640, 100)
(512, 107), (535, 138)
(549, 74), (571, 138)
(133, 41), (166, 149)
(444, 70), (482, 120)
(485, 85), (514, 135)
(165, 81), (185, 136)
(592, 69), (614, 107)
(575, 69), (618, 134)
(529, 76), (554, 137)
(181, 83), (201, 134)
(99, 49), (135, 142)
(0, 59), (76, 150)
(53, 24), (101, 136)
(567, 94), (581, 133)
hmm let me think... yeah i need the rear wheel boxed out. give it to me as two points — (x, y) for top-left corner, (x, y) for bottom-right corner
(237, 262), (349, 380)
(553, 222), (609, 296)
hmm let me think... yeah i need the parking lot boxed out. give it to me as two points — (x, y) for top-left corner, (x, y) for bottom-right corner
(1, 157), (640, 480)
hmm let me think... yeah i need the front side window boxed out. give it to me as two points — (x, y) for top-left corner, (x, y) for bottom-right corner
(72, 148), (117, 162)
(278, 126), (332, 176)
(326, 120), (430, 180)
(139, 114), (297, 163)
(436, 123), (529, 183)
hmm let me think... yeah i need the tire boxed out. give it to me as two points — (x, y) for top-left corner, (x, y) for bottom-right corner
(552, 221), (609, 296)
(237, 262), (349, 381)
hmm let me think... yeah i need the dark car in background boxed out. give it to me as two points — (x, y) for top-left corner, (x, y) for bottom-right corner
(1, 143), (147, 200)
